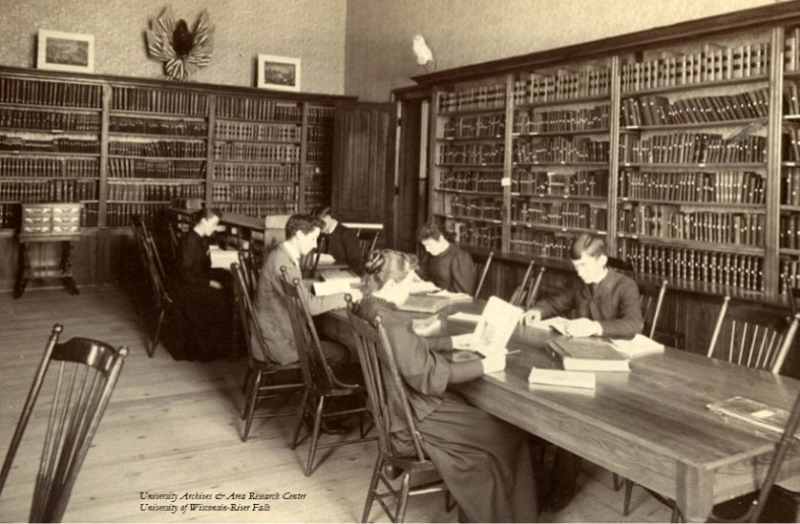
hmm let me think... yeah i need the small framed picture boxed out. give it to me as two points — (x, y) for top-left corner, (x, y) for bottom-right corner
(37, 30), (95, 73)
(256, 54), (301, 92)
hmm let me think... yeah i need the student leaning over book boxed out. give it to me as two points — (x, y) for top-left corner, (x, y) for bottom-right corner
(522, 232), (643, 513)
(522, 233), (644, 339)
(354, 249), (537, 523)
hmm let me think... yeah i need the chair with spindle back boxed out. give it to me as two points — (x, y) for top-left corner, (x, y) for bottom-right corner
(474, 251), (494, 298)
(279, 269), (373, 476)
(639, 279), (668, 340)
(237, 248), (258, 298)
(300, 248), (322, 279)
(345, 300), (452, 523)
(0, 324), (128, 523)
(134, 231), (173, 357)
(510, 260), (546, 309)
(231, 262), (303, 442)
(356, 228), (381, 259)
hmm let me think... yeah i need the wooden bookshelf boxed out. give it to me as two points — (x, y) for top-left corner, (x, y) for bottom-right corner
(415, 3), (800, 307)
(0, 65), (353, 291)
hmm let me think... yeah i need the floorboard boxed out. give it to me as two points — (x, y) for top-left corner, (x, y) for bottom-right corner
(0, 286), (672, 522)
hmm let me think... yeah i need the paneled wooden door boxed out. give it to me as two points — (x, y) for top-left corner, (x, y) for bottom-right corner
(332, 102), (395, 245)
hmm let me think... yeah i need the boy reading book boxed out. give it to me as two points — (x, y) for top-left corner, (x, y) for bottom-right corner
(522, 233), (644, 513)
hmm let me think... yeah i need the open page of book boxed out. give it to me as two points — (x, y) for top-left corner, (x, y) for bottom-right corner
(313, 279), (352, 297)
(408, 280), (440, 294)
(452, 296), (523, 353)
(528, 368), (596, 389)
(319, 268), (360, 283)
(610, 334), (665, 358)
(209, 246), (239, 269)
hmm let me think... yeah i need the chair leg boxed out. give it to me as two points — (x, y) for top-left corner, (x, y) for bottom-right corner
(241, 367), (252, 395)
(396, 471), (412, 523)
(623, 479), (634, 516)
(149, 308), (165, 357)
(305, 397), (325, 477)
(361, 456), (383, 523)
(291, 389), (310, 450)
(670, 502), (682, 523)
(241, 370), (261, 442)
(613, 473), (623, 491)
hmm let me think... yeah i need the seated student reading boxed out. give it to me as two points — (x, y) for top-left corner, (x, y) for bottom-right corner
(522, 233), (643, 338)
(522, 233), (643, 513)
(254, 214), (361, 368)
(354, 250), (537, 523)
(311, 205), (365, 275)
(417, 220), (477, 294)
(169, 208), (234, 361)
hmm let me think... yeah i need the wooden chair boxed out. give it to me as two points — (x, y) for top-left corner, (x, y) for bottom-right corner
(357, 228), (381, 259)
(0, 324), (128, 522)
(231, 262), (303, 442)
(134, 232), (173, 357)
(279, 268), (374, 476)
(474, 250), (494, 298)
(640, 278), (668, 340)
(237, 248), (258, 298)
(623, 306), (800, 521)
(786, 274), (799, 317)
(300, 248), (322, 279)
(345, 301), (453, 523)
(510, 260), (546, 309)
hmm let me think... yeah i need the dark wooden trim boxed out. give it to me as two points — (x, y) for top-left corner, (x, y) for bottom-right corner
(0, 65), (356, 104)
(412, 0), (800, 86)
(391, 85), (433, 101)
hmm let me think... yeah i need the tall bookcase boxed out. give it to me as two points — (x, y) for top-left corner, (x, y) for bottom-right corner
(0, 66), (352, 290)
(421, 3), (800, 307)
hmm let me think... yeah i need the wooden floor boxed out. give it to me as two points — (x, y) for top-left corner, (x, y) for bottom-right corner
(0, 286), (673, 522)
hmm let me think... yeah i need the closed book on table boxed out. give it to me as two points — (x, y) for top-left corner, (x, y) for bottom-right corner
(528, 367), (596, 389)
(397, 294), (450, 314)
(707, 396), (800, 439)
(609, 334), (664, 358)
(547, 337), (630, 372)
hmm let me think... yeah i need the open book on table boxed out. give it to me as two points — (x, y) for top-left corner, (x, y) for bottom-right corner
(319, 268), (360, 284)
(450, 296), (524, 357)
(707, 396), (800, 439)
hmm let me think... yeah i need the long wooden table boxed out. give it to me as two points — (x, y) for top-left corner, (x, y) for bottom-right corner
(319, 301), (800, 522)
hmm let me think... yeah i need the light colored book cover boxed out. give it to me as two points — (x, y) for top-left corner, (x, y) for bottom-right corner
(528, 367), (596, 389)
(609, 334), (664, 358)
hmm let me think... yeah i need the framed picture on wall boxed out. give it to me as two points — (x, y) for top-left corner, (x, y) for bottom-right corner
(256, 54), (301, 92)
(37, 30), (95, 73)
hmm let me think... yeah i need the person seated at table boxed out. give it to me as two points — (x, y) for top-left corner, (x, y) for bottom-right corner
(169, 207), (234, 361)
(522, 233), (643, 513)
(354, 249), (538, 523)
(310, 205), (365, 275)
(417, 220), (477, 294)
(254, 213), (361, 369)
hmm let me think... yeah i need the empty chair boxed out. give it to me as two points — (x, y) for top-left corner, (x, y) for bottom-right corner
(279, 271), (373, 476)
(135, 231), (173, 357)
(510, 260), (546, 309)
(474, 251), (494, 298)
(231, 262), (303, 442)
(639, 278), (668, 339)
(346, 305), (452, 523)
(0, 325), (128, 522)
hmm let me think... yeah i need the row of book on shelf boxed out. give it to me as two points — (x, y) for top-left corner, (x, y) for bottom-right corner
(0, 77), (102, 108)
(452, 221), (501, 250)
(780, 258), (800, 293)
(438, 143), (504, 165)
(513, 106), (610, 135)
(213, 162), (299, 182)
(442, 114), (505, 140)
(621, 87), (769, 127)
(622, 241), (764, 291)
(111, 87), (207, 115)
(618, 206), (766, 247)
(438, 83), (506, 114)
(211, 184), (298, 202)
(107, 182), (204, 202)
(618, 170), (766, 204)
(214, 142), (300, 163)
(110, 117), (207, 136)
(0, 136), (99, 154)
(620, 42), (771, 93)
(214, 121), (301, 142)
(214, 202), (298, 218)
(513, 137), (610, 164)
(215, 96), (302, 122)
(511, 201), (608, 231)
(779, 214), (800, 250)
(0, 180), (98, 202)
(438, 170), (503, 194)
(509, 228), (573, 259)
(108, 140), (206, 157)
(0, 109), (101, 132)
(618, 133), (767, 164)
(446, 197), (503, 221)
(0, 157), (97, 178)
(512, 170), (608, 197)
(512, 66), (611, 106)
(108, 158), (206, 179)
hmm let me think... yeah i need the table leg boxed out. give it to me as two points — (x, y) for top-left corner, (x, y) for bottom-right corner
(676, 462), (714, 522)
(13, 242), (30, 299)
(62, 240), (79, 295)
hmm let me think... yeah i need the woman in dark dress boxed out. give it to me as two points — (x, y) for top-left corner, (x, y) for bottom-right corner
(417, 220), (477, 294)
(169, 208), (233, 361)
(354, 250), (537, 522)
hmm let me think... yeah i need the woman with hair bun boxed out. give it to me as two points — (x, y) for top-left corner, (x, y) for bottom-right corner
(354, 249), (537, 522)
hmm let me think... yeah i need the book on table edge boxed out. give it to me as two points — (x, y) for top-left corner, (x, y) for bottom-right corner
(528, 367), (596, 389)
(609, 334), (664, 358)
(546, 337), (631, 372)
(707, 396), (800, 439)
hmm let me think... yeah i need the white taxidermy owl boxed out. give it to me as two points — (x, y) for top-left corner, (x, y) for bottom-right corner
(413, 35), (435, 71)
